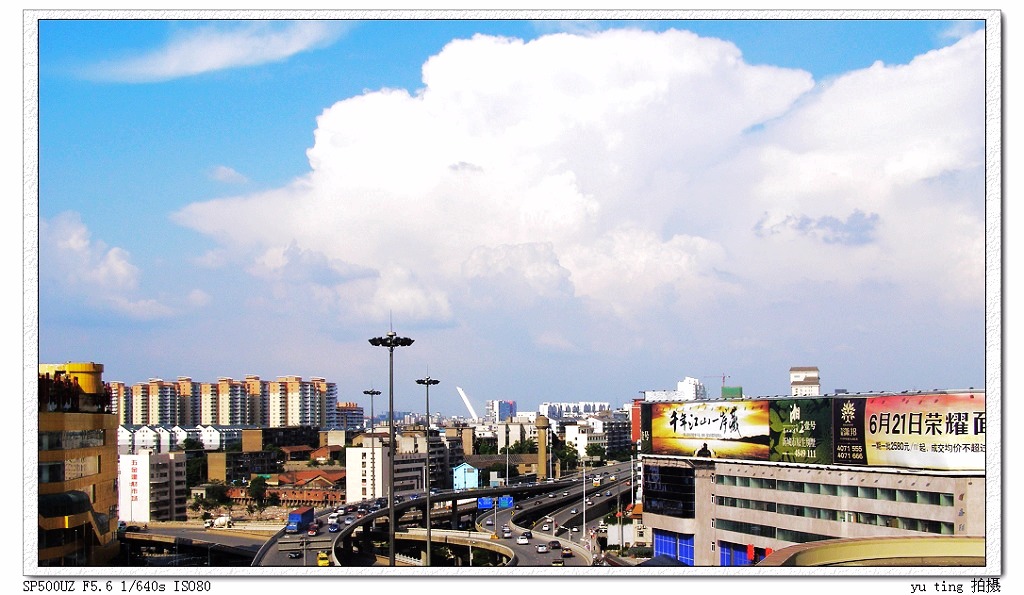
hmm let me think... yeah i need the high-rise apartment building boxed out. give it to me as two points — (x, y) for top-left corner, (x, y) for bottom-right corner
(174, 377), (202, 426)
(335, 401), (365, 430)
(37, 362), (120, 566)
(128, 379), (180, 426)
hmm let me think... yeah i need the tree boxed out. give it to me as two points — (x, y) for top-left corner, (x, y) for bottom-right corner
(180, 438), (203, 451)
(586, 443), (607, 461)
(247, 476), (271, 519)
(204, 482), (232, 507)
(474, 440), (498, 455)
(185, 456), (207, 489)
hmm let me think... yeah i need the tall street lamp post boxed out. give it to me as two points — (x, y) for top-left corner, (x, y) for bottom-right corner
(415, 376), (439, 566)
(363, 389), (381, 501)
(369, 330), (414, 567)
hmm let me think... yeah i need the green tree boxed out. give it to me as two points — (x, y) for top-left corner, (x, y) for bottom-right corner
(204, 481), (232, 507)
(179, 438), (203, 451)
(185, 456), (207, 489)
(586, 443), (607, 461)
(475, 440), (498, 455)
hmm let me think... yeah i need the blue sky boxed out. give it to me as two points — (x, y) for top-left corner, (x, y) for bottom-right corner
(32, 13), (992, 418)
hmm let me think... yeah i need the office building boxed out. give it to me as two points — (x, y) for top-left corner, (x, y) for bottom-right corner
(117, 449), (188, 523)
(37, 362), (120, 566)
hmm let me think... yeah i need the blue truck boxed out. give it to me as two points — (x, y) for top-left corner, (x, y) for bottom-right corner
(285, 506), (316, 533)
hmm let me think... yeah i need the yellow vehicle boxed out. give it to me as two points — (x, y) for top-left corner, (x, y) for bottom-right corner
(317, 551), (330, 567)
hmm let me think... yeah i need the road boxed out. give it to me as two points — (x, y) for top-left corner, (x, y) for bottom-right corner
(253, 460), (636, 567)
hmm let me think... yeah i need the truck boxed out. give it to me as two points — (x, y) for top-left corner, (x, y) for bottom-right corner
(204, 515), (233, 529)
(285, 506), (316, 533)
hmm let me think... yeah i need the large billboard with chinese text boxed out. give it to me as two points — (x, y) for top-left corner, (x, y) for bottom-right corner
(643, 391), (984, 471)
(769, 398), (834, 465)
(833, 392), (985, 471)
(650, 400), (770, 459)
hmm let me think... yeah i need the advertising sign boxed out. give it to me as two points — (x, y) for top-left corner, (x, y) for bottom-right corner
(769, 398), (834, 465)
(846, 393), (985, 471)
(477, 497), (494, 510)
(833, 397), (868, 466)
(650, 400), (770, 459)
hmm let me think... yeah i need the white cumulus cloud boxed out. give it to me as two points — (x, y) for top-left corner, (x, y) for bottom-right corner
(172, 27), (985, 349)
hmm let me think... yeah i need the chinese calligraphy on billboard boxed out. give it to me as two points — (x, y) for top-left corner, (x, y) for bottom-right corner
(650, 401), (770, 459)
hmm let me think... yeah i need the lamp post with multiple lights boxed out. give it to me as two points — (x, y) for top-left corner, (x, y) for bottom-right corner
(363, 389), (381, 500)
(368, 330), (414, 567)
(415, 376), (439, 566)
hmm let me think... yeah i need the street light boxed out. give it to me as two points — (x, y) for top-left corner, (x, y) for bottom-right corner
(363, 389), (381, 501)
(582, 458), (586, 546)
(369, 330), (414, 567)
(415, 376), (439, 566)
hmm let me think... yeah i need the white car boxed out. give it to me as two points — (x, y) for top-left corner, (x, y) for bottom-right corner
(571, 526), (580, 532)
(541, 524), (550, 531)
(535, 544), (549, 553)
(516, 535), (529, 545)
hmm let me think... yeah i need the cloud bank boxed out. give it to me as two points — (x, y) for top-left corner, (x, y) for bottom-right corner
(174, 28), (983, 329)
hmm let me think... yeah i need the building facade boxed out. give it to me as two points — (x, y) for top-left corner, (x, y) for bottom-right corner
(117, 449), (188, 523)
(37, 362), (120, 567)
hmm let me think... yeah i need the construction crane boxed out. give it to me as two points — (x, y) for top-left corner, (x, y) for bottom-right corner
(456, 386), (480, 421)
(703, 373), (730, 388)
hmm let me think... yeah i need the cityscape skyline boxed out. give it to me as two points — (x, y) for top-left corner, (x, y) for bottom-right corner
(34, 15), (989, 429)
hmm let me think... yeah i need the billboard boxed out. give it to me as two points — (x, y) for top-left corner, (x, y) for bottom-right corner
(769, 398), (834, 465)
(642, 391), (983, 471)
(833, 392), (985, 471)
(650, 400), (770, 459)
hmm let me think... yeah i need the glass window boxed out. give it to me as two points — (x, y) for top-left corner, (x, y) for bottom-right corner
(858, 486), (877, 500)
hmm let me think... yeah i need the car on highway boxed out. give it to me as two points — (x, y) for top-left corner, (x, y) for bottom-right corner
(586, 499), (594, 505)
(485, 518), (493, 526)
(522, 530), (533, 538)
(344, 516), (354, 525)
(516, 535), (529, 545)
(570, 508), (578, 514)
(541, 523), (550, 531)
(605, 491), (612, 497)
(535, 544), (549, 553)
(551, 558), (565, 566)
(561, 547), (574, 557)
(571, 526), (580, 532)
(548, 540), (561, 549)
(288, 551), (302, 559)
(562, 491), (569, 496)
(328, 523), (340, 533)
(502, 529), (512, 539)
(317, 551), (330, 567)
(548, 493), (556, 498)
